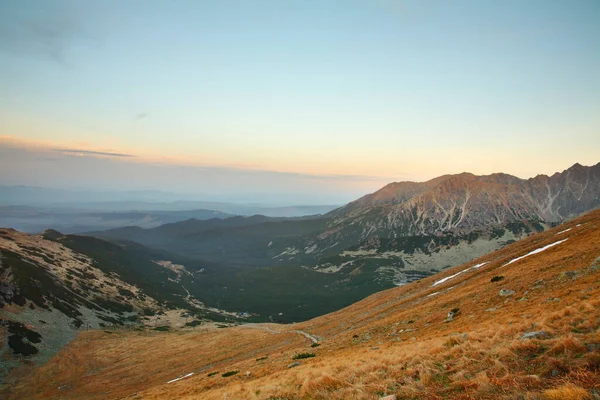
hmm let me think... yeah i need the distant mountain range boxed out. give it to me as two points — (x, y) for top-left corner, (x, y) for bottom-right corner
(0, 186), (340, 233)
(0, 206), (235, 233)
(93, 163), (600, 280)
(0, 186), (339, 216)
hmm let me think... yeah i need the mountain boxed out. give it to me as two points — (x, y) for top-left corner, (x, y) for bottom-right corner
(325, 161), (600, 239)
(90, 163), (600, 291)
(4, 207), (600, 399)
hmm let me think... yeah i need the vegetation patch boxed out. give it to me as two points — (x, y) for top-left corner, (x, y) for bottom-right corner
(491, 275), (505, 282)
(292, 352), (316, 360)
(5, 320), (42, 356)
(221, 370), (239, 377)
(153, 326), (170, 332)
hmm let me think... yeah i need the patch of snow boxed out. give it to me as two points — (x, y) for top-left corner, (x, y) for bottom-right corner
(431, 262), (488, 287)
(340, 249), (378, 257)
(167, 372), (194, 384)
(432, 270), (466, 287)
(555, 228), (571, 235)
(315, 260), (354, 273)
(427, 292), (440, 297)
(304, 244), (318, 254)
(503, 238), (568, 267)
(268, 241), (273, 247)
(273, 247), (299, 258)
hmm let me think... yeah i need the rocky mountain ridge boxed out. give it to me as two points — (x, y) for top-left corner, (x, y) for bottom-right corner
(324, 162), (600, 240)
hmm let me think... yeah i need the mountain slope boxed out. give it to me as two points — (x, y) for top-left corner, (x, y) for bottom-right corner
(0, 229), (244, 382)
(4, 208), (600, 399)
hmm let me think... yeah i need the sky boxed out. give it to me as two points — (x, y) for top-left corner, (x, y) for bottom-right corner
(1, 0), (599, 204)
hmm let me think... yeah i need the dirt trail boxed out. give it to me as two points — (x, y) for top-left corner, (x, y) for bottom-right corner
(164, 323), (321, 384)
(241, 324), (322, 343)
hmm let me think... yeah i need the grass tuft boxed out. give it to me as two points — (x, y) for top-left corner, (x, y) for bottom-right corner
(542, 383), (592, 400)
(292, 353), (316, 360)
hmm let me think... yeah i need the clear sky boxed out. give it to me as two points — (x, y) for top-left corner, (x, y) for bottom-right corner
(1, 0), (599, 204)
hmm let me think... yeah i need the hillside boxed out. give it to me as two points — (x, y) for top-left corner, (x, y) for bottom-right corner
(4, 208), (600, 399)
(0, 229), (247, 382)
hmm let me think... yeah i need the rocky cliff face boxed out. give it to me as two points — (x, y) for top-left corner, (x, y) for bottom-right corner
(326, 162), (600, 239)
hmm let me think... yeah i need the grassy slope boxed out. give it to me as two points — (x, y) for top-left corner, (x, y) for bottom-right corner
(4, 208), (600, 399)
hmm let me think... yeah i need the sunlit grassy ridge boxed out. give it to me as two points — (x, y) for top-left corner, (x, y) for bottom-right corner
(4, 208), (600, 399)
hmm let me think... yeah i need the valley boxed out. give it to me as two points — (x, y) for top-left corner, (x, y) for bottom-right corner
(3, 205), (600, 399)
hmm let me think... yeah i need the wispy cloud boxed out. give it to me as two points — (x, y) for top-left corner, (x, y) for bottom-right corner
(0, 4), (96, 66)
(53, 149), (134, 158)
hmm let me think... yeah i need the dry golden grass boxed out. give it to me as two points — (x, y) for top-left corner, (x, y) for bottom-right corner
(542, 383), (592, 400)
(4, 209), (600, 399)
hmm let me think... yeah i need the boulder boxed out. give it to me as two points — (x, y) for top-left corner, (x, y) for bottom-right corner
(520, 331), (552, 340)
(499, 289), (516, 297)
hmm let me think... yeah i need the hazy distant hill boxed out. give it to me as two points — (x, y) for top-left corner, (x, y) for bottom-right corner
(0, 206), (234, 233)
(0, 186), (339, 217)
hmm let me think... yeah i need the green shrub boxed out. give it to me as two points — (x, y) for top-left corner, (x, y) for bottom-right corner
(311, 343), (321, 348)
(292, 352), (315, 360)
(222, 370), (239, 377)
(207, 371), (219, 377)
(153, 326), (170, 331)
(491, 276), (504, 282)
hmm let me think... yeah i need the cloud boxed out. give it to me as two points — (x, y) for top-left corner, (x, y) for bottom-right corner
(0, 140), (392, 204)
(0, 3), (96, 66)
(53, 148), (134, 157)
(1, 137), (396, 183)
(145, 161), (396, 182)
